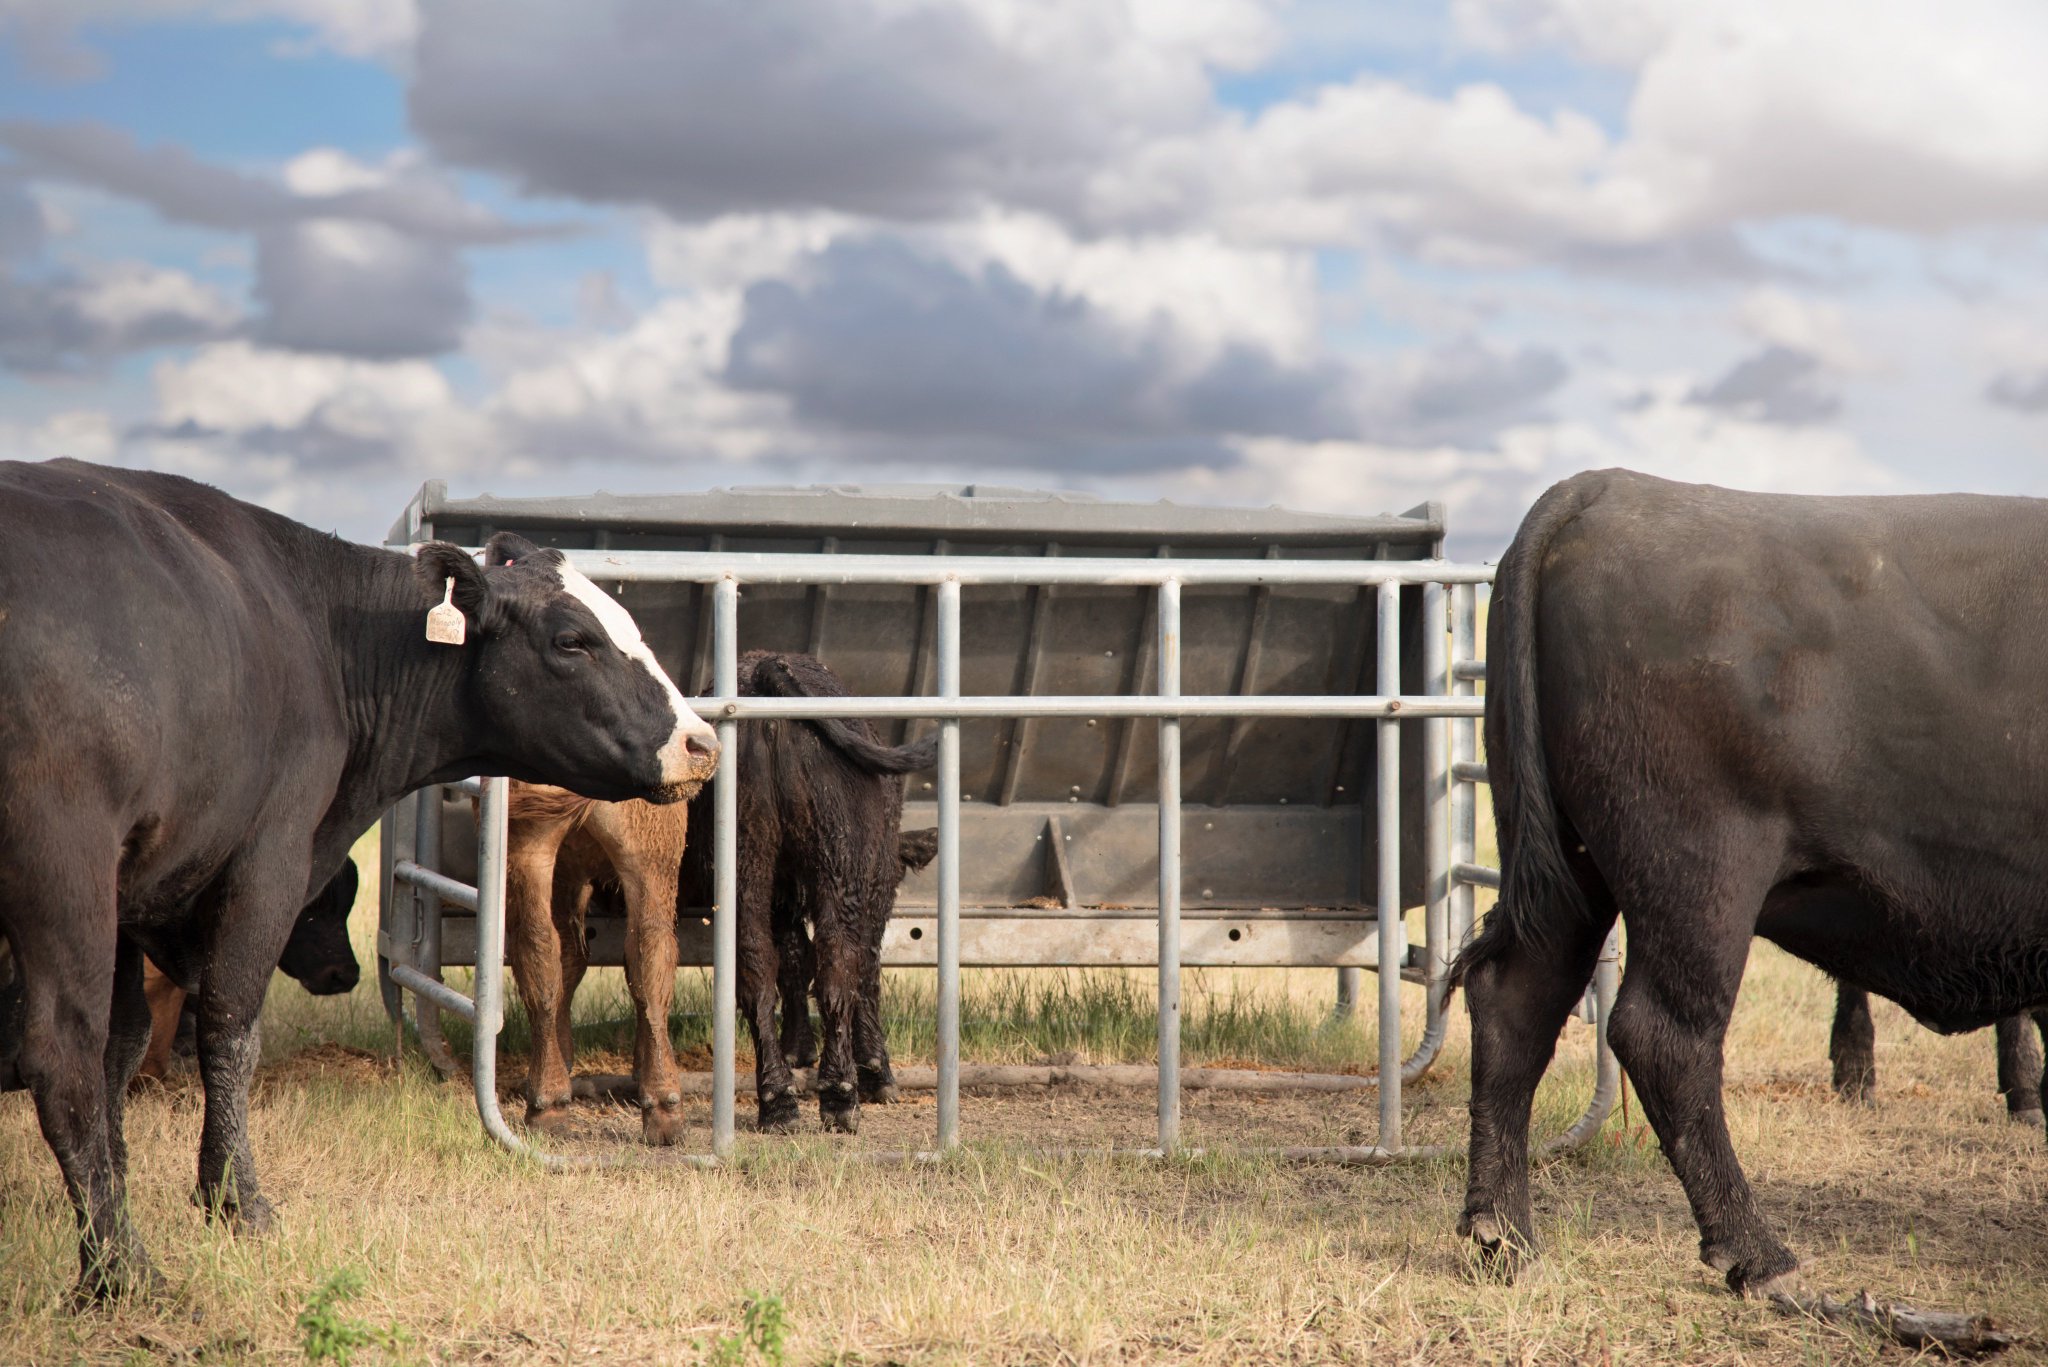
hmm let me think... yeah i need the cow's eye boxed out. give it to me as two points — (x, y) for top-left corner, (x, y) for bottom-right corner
(554, 632), (591, 656)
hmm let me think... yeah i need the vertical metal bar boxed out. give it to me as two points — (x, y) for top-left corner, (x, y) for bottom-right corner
(411, 788), (456, 1075)
(1405, 581), (1451, 1076)
(713, 577), (739, 1158)
(1376, 581), (1403, 1151)
(936, 578), (962, 1149)
(471, 776), (510, 1126)
(1451, 583), (1478, 950)
(1156, 578), (1183, 1153)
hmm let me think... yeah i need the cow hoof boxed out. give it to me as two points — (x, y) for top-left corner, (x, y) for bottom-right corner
(1457, 1211), (1532, 1272)
(1712, 1243), (1801, 1296)
(1738, 1266), (1809, 1303)
(858, 1068), (899, 1104)
(525, 1105), (576, 1138)
(194, 1188), (276, 1235)
(2008, 1107), (2044, 1129)
(642, 1104), (687, 1147)
(821, 1103), (859, 1135)
(72, 1257), (167, 1308)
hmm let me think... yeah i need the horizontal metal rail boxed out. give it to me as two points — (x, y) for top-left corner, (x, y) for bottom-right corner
(496, 548), (1499, 587)
(387, 963), (476, 1023)
(696, 693), (1483, 721)
(1452, 862), (1502, 889)
(392, 860), (479, 912)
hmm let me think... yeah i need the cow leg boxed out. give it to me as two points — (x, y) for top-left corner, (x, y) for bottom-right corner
(553, 883), (591, 1095)
(739, 866), (800, 1133)
(1458, 890), (1613, 1266)
(131, 958), (185, 1089)
(1997, 1011), (2045, 1127)
(811, 895), (863, 1134)
(191, 864), (299, 1237)
(1828, 983), (1877, 1104)
(854, 904), (896, 1104)
(1608, 855), (1797, 1295)
(506, 834), (576, 1134)
(616, 856), (686, 1147)
(4, 862), (159, 1303)
(775, 913), (816, 1072)
(102, 938), (153, 1192)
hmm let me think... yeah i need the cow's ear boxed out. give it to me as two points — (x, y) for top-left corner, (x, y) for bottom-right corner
(482, 531), (545, 569)
(898, 828), (940, 873)
(413, 541), (491, 620)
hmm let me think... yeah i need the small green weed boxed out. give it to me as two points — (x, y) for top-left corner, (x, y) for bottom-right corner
(296, 1268), (411, 1365)
(705, 1291), (790, 1367)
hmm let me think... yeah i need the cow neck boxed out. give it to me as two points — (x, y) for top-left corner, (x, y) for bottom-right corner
(315, 544), (484, 868)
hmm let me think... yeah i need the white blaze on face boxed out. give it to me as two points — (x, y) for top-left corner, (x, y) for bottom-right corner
(555, 562), (719, 784)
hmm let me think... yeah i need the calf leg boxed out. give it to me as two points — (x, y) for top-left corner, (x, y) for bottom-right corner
(811, 894), (863, 1134)
(1997, 1011), (2046, 1127)
(1458, 882), (1614, 1264)
(132, 957), (185, 1088)
(102, 939), (153, 1195)
(854, 906), (896, 1104)
(775, 913), (816, 1071)
(1608, 850), (1797, 1295)
(1829, 983), (1877, 1104)
(615, 853), (686, 1147)
(506, 833), (577, 1134)
(739, 866), (800, 1132)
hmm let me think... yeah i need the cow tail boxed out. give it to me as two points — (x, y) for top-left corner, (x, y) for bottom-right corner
(755, 656), (940, 775)
(1449, 479), (1591, 986)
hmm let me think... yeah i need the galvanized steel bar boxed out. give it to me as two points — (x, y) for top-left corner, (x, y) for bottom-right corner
(409, 788), (454, 1075)
(712, 577), (740, 1157)
(388, 963), (477, 1023)
(529, 548), (1497, 588)
(1450, 584), (1480, 951)
(698, 694), (1485, 720)
(469, 777), (529, 1153)
(1156, 579), (1183, 1152)
(936, 578), (962, 1150)
(1400, 581), (1450, 1081)
(1376, 582), (1403, 1151)
(391, 861), (479, 913)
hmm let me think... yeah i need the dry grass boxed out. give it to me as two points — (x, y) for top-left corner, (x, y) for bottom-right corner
(6, 815), (2048, 1365)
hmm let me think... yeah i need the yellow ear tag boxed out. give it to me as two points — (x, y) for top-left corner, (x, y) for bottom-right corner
(425, 576), (466, 646)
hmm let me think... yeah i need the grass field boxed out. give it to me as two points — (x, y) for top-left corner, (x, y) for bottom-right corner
(5, 816), (2048, 1364)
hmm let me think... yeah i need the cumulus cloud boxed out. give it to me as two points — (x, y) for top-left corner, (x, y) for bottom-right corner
(0, 0), (418, 75)
(0, 259), (239, 373)
(254, 221), (468, 357)
(1986, 370), (2048, 413)
(0, 172), (46, 258)
(721, 234), (1567, 463)
(407, 0), (1264, 225)
(1686, 346), (1839, 425)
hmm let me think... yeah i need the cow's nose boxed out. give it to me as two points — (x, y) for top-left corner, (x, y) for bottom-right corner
(311, 965), (359, 996)
(687, 732), (719, 760)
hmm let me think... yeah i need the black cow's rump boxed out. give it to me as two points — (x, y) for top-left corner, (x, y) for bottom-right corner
(684, 651), (936, 1133)
(0, 458), (712, 1303)
(1454, 468), (2048, 1295)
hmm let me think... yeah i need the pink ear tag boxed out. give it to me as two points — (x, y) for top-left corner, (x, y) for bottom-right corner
(425, 576), (466, 646)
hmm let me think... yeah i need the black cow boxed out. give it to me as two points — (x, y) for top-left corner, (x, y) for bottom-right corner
(0, 460), (717, 1303)
(685, 651), (936, 1133)
(775, 826), (940, 1100)
(1829, 982), (2048, 1122)
(1455, 469), (2048, 1297)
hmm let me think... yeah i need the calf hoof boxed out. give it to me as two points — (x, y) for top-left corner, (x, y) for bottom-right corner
(641, 1100), (687, 1147)
(858, 1065), (899, 1105)
(525, 1104), (576, 1138)
(756, 1088), (802, 1134)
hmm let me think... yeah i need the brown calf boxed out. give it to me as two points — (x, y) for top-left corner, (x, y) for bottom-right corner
(503, 783), (693, 1145)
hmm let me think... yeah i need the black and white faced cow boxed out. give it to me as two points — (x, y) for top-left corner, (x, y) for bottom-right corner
(0, 458), (716, 1303)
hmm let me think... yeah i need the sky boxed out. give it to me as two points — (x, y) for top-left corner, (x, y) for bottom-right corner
(4, 0), (2048, 556)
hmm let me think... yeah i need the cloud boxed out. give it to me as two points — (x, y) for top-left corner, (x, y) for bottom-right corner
(1686, 345), (1840, 425)
(0, 1), (419, 74)
(721, 234), (1567, 462)
(1986, 369), (2048, 414)
(0, 172), (46, 258)
(253, 220), (468, 357)
(0, 258), (239, 373)
(407, 0), (1265, 226)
